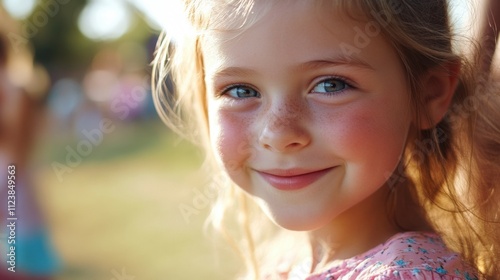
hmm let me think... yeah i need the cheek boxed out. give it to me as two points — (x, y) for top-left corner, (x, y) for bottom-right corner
(209, 109), (254, 173)
(318, 101), (410, 175)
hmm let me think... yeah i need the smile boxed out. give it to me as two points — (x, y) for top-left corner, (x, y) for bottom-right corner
(256, 167), (335, 191)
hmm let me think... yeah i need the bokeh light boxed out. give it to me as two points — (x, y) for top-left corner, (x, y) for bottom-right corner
(129, 0), (192, 42)
(78, 0), (131, 41)
(1, 0), (36, 19)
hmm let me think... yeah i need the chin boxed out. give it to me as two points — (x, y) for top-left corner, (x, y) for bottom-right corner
(262, 206), (330, 232)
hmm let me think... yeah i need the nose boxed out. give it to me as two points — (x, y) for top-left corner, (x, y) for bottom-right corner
(258, 102), (311, 153)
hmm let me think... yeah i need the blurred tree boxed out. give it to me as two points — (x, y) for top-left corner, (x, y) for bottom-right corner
(26, 0), (90, 77)
(17, 0), (154, 79)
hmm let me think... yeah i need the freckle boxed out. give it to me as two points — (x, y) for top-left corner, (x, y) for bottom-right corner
(270, 102), (305, 129)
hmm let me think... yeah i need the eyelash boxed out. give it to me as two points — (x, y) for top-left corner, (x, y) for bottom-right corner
(216, 75), (356, 98)
(309, 76), (355, 96)
(218, 84), (260, 99)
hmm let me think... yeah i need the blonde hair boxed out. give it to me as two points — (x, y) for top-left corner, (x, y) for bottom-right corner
(152, 0), (500, 278)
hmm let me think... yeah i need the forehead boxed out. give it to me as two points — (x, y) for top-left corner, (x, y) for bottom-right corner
(201, 0), (397, 80)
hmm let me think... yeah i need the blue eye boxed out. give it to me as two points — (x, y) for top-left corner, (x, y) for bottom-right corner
(223, 85), (260, 98)
(311, 78), (349, 94)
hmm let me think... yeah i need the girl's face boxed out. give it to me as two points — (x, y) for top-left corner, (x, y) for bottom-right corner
(204, 1), (411, 231)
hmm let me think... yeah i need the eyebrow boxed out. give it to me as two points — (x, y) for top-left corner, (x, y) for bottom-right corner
(208, 54), (375, 81)
(297, 55), (375, 72)
(208, 67), (258, 81)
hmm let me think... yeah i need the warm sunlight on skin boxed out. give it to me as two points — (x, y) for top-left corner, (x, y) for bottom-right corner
(203, 1), (411, 259)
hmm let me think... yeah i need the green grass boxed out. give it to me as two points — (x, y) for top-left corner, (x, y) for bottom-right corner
(34, 121), (240, 280)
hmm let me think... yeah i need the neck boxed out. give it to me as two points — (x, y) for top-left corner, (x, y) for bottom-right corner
(307, 182), (423, 274)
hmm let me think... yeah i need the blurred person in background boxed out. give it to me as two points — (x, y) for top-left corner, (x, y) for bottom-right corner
(0, 6), (60, 280)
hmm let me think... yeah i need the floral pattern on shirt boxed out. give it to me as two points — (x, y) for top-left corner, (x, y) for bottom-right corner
(283, 232), (479, 280)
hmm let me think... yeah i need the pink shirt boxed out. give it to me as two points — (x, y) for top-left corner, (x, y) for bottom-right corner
(275, 232), (478, 280)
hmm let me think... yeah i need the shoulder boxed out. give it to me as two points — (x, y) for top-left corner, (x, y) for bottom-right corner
(361, 231), (479, 279)
(309, 232), (479, 280)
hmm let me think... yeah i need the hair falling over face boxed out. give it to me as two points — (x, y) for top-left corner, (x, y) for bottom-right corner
(152, 0), (500, 278)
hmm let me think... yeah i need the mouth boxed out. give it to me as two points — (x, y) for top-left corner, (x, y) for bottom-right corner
(255, 167), (336, 191)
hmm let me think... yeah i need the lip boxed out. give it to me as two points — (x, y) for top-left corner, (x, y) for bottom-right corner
(256, 167), (335, 191)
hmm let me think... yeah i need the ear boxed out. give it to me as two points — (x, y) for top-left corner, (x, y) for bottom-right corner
(418, 62), (461, 130)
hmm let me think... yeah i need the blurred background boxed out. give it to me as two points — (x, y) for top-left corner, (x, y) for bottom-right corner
(0, 0), (490, 280)
(0, 0), (240, 279)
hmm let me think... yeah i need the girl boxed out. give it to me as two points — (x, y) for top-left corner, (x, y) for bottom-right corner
(152, 0), (500, 279)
